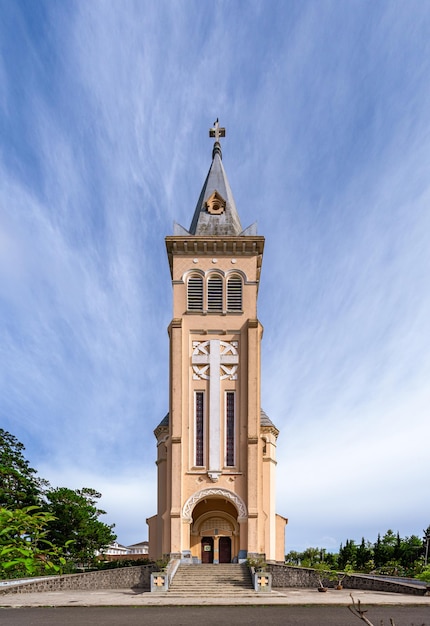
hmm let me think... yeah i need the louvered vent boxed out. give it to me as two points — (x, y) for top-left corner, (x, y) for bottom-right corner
(207, 276), (223, 311)
(227, 277), (242, 311)
(188, 276), (203, 311)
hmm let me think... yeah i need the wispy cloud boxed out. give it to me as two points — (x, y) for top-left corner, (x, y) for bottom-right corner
(1, 1), (429, 547)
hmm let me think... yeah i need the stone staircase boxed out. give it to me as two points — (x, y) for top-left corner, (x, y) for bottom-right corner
(168, 563), (255, 597)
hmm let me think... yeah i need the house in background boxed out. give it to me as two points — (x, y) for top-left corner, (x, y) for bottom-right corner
(99, 540), (149, 561)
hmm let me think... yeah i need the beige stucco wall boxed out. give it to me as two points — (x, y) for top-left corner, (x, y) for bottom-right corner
(149, 236), (285, 562)
(275, 513), (288, 562)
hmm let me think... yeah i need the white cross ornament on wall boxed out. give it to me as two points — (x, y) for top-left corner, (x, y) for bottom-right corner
(192, 340), (238, 381)
(191, 340), (239, 481)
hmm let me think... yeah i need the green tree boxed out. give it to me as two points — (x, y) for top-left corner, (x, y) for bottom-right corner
(322, 551), (338, 569)
(423, 525), (430, 566)
(338, 539), (357, 569)
(355, 537), (373, 570)
(415, 566), (430, 583)
(398, 535), (423, 570)
(285, 550), (302, 565)
(300, 546), (320, 567)
(45, 487), (116, 566)
(0, 429), (47, 508)
(0, 506), (67, 579)
(373, 533), (384, 568)
(381, 529), (398, 564)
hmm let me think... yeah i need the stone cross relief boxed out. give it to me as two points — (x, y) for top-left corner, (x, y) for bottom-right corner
(192, 340), (238, 482)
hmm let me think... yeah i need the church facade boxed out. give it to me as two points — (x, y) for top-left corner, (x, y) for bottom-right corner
(147, 121), (286, 563)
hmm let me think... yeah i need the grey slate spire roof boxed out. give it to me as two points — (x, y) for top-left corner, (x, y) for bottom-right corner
(188, 139), (243, 236)
(260, 408), (274, 427)
(260, 408), (279, 437)
(173, 120), (258, 238)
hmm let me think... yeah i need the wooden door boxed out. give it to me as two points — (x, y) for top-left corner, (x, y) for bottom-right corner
(201, 537), (214, 563)
(219, 536), (231, 563)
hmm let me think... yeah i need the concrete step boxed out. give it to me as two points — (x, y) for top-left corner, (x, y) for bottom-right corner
(167, 592), (256, 597)
(168, 564), (254, 596)
(173, 577), (251, 580)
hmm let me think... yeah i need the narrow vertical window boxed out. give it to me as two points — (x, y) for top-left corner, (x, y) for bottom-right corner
(227, 276), (242, 311)
(188, 275), (203, 311)
(226, 391), (235, 467)
(207, 275), (223, 311)
(195, 391), (204, 466)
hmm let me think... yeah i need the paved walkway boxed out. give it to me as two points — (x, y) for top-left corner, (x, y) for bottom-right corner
(1, 588), (430, 607)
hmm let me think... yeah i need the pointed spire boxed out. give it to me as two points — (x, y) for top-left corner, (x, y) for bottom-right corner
(189, 120), (243, 236)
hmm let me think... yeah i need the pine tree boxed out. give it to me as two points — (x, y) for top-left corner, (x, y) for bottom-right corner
(45, 487), (116, 566)
(0, 429), (46, 508)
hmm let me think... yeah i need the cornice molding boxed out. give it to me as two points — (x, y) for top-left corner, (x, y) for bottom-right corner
(261, 424), (280, 438)
(165, 236), (264, 276)
(166, 235), (264, 255)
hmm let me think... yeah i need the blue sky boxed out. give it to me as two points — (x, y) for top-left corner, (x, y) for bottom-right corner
(1, 0), (429, 552)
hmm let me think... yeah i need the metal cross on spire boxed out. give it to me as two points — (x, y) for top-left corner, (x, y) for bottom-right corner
(209, 118), (226, 141)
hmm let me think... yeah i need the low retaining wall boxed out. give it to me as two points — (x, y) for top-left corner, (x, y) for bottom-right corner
(0, 565), (157, 595)
(267, 564), (427, 596)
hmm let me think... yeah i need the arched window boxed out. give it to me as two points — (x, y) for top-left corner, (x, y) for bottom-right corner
(187, 275), (203, 311)
(227, 276), (242, 311)
(207, 275), (223, 312)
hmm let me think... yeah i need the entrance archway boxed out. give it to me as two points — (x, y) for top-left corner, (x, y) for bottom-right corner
(183, 488), (247, 521)
(201, 537), (214, 563)
(190, 502), (239, 563)
(184, 487), (247, 563)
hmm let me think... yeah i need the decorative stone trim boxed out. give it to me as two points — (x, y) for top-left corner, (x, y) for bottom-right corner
(192, 340), (239, 381)
(150, 572), (169, 592)
(252, 570), (272, 593)
(206, 191), (226, 215)
(182, 487), (247, 521)
(261, 424), (280, 438)
(166, 236), (265, 257)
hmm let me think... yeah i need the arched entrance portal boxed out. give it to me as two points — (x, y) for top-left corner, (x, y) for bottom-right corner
(190, 498), (239, 563)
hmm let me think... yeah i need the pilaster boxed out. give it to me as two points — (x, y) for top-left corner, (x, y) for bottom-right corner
(168, 318), (183, 554)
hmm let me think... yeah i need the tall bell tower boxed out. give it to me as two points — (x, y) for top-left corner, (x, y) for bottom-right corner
(147, 121), (286, 563)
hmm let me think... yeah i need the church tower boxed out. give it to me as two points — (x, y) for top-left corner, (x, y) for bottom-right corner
(147, 121), (286, 563)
